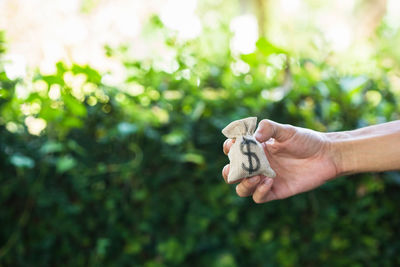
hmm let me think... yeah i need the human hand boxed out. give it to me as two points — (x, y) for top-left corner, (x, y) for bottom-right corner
(222, 119), (339, 203)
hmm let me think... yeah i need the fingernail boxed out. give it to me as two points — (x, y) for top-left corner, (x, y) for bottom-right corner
(248, 176), (260, 184)
(263, 178), (273, 186)
(223, 140), (228, 153)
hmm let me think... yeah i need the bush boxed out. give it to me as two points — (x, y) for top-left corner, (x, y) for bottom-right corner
(0, 20), (400, 266)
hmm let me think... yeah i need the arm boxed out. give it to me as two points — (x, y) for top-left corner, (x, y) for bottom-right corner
(329, 120), (400, 175)
(222, 120), (400, 203)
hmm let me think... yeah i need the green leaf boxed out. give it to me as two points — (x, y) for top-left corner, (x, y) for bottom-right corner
(56, 156), (77, 173)
(72, 64), (102, 84)
(96, 238), (110, 256)
(157, 238), (184, 263)
(162, 130), (186, 145)
(181, 153), (204, 165)
(256, 37), (286, 56)
(117, 122), (138, 136)
(41, 75), (64, 86)
(63, 94), (87, 117)
(63, 117), (83, 128)
(10, 154), (35, 168)
(40, 141), (64, 154)
(340, 76), (368, 92)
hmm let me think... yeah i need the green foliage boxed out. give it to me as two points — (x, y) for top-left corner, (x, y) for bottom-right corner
(0, 19), (400, 267)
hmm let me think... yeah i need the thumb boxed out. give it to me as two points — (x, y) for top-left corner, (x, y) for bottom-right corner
(254, 119), (294, 143)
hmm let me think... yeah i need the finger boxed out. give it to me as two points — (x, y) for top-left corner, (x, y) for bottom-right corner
(254, 119), (295, 143)
(235, 175), (261, 197)
(222, 164), (243, 184)
(223, 138), (235, 155)
(222, 164), (229, 183)
(252, 177), (275, 204)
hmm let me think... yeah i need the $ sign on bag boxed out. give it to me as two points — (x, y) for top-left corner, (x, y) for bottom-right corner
(240, 137), (260, 175)
(222, 117), (276, 183)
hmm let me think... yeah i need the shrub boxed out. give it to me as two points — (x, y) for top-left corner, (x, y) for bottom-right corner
(0, 21), (400, 266)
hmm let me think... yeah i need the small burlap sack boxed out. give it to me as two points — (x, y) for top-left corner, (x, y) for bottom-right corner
(222, 117), (276, 183)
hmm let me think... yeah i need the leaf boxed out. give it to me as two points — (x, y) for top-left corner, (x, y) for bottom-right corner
(240, 52), (258, 65)
(256, 37), (286, 56)
(117, 122), (138, 136)
(340, 76), (368, 92)
(181, 153), (204, 165)
(63, 94), (87, 117)
(56, 156), (77, 173)
(157, 238), (184, 263)
(72, 64), (102, 84)
(40, 104), (64, 121)
(162, 130), (186, 145)
(63, 117), (83, 128)
(40, 141), (64, 154)
(96, 238), (110, 256)
(67, 140), (86, 155)
(41, 75), (64, 86)
(10, 154), (35, 168)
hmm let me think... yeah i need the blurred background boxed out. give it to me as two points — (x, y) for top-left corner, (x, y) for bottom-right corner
(1, 0), (400, 265)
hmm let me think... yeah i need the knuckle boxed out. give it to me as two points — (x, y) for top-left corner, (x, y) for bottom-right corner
(281, 123), (296, 136)
(244, 179), (258, 189)
(235, 185), (244, 197)
(252, 195), (264, 204)
(243, 181), (252, 189)
(236, 185), (249, 197)
(259, 119), (270, 127)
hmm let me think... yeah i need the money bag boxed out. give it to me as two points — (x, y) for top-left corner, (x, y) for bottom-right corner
(222, 117), (276, 183)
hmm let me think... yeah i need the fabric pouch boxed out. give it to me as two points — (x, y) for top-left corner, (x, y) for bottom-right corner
(222, 117), (276, 183)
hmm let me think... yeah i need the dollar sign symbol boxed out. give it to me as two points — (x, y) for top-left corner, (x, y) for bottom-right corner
(240, 137), (260, 175)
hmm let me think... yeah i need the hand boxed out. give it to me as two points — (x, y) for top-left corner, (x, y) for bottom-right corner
(222, 119), (339, 203)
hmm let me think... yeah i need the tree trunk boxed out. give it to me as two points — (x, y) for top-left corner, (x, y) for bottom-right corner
(356, 0), (387, 38)
(254, 0), (268, 38)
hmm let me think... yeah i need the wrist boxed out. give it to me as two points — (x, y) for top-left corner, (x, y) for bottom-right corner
(325, 131), (356, 177)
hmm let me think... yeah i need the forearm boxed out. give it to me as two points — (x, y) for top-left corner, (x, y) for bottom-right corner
(327, 121), (400, 175)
